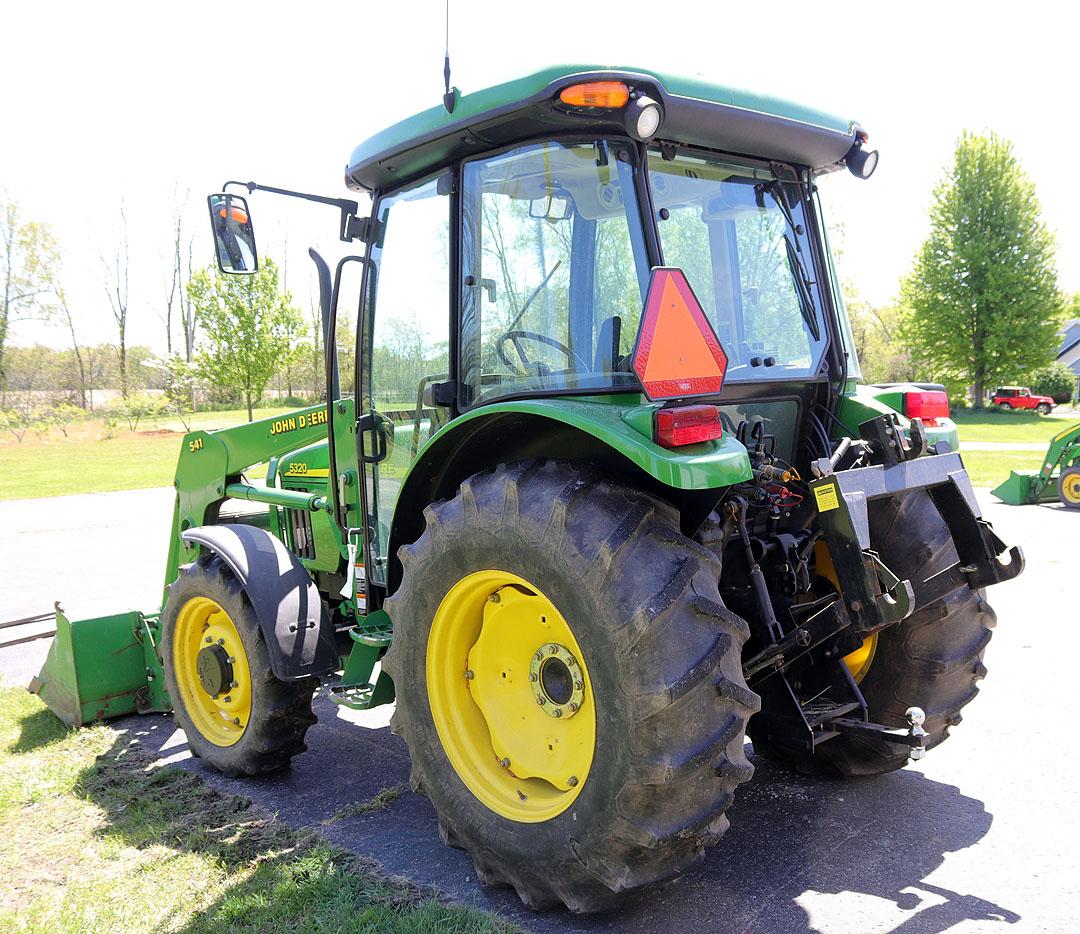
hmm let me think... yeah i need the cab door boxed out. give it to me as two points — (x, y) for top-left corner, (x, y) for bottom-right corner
(358, 173), (453, 590)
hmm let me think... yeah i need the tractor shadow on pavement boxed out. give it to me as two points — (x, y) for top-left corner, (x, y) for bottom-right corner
(88, 692), (1020, 934)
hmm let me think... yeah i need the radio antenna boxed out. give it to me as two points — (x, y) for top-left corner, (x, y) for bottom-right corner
(442, 0), (456, 113)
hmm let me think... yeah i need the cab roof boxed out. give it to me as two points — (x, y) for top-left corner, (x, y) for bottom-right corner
(346, 64), (862, 192)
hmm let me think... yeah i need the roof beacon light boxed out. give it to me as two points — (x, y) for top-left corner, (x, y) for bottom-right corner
(632, 267), (729, 401)
(559, 81), (630, 109)
(626, 95), (662, 141)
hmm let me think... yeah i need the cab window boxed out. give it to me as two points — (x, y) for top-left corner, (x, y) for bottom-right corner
(459, 139), (650, 407)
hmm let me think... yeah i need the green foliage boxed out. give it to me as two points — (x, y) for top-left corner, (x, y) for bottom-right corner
(43, 401), (85, 438)
(1026, 361), (1076, 403)
(188, 258), (305, 421)
(104, 391), (165, 433)
(1, 198), (60, 391)
(901, 132), (1062, 407)
(843, 283), (914, 383)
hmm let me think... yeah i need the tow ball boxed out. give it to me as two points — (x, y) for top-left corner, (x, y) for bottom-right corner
(829, 706), (928, 758)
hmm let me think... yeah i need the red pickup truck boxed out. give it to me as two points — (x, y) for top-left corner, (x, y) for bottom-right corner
(991, 386), (1055, 414)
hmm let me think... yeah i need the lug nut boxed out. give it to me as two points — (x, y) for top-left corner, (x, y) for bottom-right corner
(567, 775), (578, 787)
(535, 651), (544, 661)
(224, 696), (232, 703)
(499, 757), (510, 768)
(464, 669), (474, 680)
(232, 717), (241, 725)
(488, 593), (501, 604)
(205, 636), (212, 644)
(217, 638), (225, 645)
(226, 657), (235, 664)
(529, 673), (538, 682)
(537, 696), (546, 705)
(568, 702), (578, 712)
(552, 709), (563, 718)
(230, 680), (239, 689)
(574, 681), (583, 691)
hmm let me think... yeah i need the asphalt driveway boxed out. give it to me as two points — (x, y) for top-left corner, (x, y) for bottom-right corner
(1, 486), (1075, 932)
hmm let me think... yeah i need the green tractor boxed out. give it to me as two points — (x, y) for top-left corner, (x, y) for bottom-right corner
(32, 66), (1024, 912)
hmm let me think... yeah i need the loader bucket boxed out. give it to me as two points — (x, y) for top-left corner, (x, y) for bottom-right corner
(28, 609), (153, 727)
(991, 470), (1037, 505)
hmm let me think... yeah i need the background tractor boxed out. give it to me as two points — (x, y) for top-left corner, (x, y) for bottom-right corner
(31, 66), (1023, 912)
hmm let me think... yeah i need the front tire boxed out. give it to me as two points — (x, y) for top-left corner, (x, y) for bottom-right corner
(382, 462), (758, 912)
(751, 490), (996, 777)
(162, 555), (318, 776)
(1059, 466), (1080, 509)
(1037, 402), (1052, 415)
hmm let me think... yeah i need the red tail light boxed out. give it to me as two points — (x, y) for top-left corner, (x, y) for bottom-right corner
(903, 390), (950, 426)
(655, 405), (723, 448)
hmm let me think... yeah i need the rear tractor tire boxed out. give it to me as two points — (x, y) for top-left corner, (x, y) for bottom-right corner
(161, 555), (318, 776)
(382, 461), (758, 912)
(750, 490), (996, 777)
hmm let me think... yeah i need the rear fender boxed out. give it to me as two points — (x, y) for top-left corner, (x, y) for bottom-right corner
(386, 400), (752, 591)
(181, 525), (336, 680)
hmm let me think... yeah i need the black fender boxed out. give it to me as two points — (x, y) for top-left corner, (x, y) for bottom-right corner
(181, 524), (336, 680)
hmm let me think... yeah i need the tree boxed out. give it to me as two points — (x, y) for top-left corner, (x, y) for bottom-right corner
(901, 132), (1061, 407)
(102, 202), (132, 398)
(188, 258), (303, 421)
(1, 198), (59, 394)
(55, 285), (89, 408)
(1026, 361), (1075, 403)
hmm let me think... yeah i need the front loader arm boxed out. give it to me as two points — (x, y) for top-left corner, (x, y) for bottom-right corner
(163, 401), (355, 603)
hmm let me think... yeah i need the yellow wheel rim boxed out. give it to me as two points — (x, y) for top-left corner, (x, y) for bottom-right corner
(841, 631), (878, 683)
(172, 597), (252, 747)
(815, 542), (878, 684)
(427, 570), (595, 823)
(1063, 473), (1080, 504)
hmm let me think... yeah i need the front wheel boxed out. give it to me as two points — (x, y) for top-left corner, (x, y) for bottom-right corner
(1037, 402), (1052, 415)
(161, 555), (318, 776)
(382, 462), (758, 912)
(1059, 466), (1080, 509)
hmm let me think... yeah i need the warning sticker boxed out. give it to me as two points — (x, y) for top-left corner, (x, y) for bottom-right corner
(814, 483), (840, 513)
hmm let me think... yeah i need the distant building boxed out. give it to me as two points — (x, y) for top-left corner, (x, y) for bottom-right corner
(1059, 319), (1080, 396)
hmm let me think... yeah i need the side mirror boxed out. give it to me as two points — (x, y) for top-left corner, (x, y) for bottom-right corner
(207, 193), (258, 274)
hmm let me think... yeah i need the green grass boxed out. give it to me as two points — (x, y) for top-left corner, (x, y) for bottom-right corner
(0, 687), (513, 934)
(953, 408), (1078, 444)
(0, 407), (294, 501)
(958, 450), (1046, 488)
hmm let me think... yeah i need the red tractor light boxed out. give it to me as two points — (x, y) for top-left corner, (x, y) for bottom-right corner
(655, 404), (724, 448)
(632, 267), (728, 401)
(903, 390), (950, 426)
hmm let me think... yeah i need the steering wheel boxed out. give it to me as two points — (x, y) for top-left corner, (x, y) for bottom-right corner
(495, 330), (589, 374)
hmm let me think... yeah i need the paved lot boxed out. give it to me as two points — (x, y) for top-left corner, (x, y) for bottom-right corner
(1, 486), (1077, 932)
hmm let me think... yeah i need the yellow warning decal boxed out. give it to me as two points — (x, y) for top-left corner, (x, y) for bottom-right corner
(814, 483), (840, 512)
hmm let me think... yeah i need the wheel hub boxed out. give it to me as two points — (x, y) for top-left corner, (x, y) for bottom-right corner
(196, 643), (234, 697)
(530, 643), (585, 718)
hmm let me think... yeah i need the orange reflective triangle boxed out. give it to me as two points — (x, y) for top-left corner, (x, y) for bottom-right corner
(632, 267), (728, 401)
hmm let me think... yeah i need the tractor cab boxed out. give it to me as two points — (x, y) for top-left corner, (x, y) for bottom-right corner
(32, 65), (1025, 915)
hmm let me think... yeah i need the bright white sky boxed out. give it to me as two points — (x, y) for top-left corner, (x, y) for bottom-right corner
(3, 0), (1077, 352)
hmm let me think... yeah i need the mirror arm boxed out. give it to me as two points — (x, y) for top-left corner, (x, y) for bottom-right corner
(222, 180), (380, 244)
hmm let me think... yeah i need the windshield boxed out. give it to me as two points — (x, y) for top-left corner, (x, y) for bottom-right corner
(459, 139), (650, 406)
(648, 150), (829, 381)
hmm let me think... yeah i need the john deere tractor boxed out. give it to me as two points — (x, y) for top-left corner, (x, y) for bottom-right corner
(32, 66), (1023, 912)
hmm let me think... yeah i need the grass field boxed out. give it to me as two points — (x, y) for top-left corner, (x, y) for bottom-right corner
(952, 407), (1078, 443)
(2, 402), (1076, 501)
(0, 687), (510, 934)
(0, 407), (294, 501)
